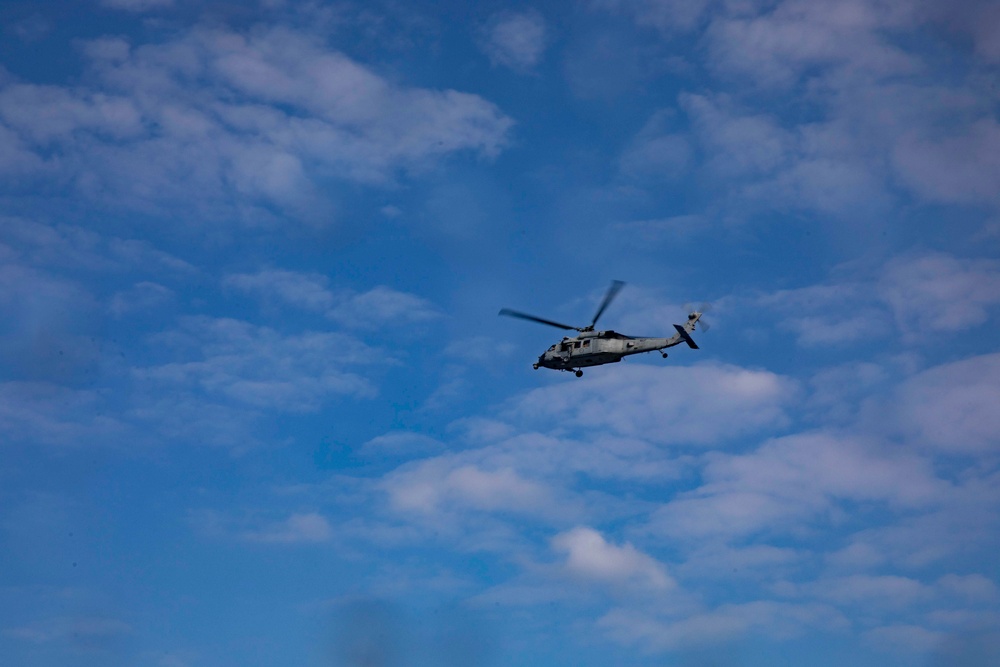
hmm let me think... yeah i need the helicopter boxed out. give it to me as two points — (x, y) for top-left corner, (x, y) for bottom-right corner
(499, 280), (707, 377)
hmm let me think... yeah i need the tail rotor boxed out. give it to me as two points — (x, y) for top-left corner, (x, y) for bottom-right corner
(683, 302), (713, 332)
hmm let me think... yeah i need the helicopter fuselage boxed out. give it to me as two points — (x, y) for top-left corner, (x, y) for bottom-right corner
(533, 328), (690, 372)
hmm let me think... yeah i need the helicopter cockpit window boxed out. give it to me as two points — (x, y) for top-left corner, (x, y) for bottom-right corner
(573, 341), (581, 349)
(582, 339), (590, 348)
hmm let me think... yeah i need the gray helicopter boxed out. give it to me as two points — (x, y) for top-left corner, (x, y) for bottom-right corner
(499, 281), (707, 377)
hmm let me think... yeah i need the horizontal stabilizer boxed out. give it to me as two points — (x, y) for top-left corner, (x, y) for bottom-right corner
(673, 324), (699, 349)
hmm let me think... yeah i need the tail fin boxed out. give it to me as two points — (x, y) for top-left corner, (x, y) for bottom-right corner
(673, 323), (699, 349)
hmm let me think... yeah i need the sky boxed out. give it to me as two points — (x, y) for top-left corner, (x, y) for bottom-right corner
(1, 0), (999, 665)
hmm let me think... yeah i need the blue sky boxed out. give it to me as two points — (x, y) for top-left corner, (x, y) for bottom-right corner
(2, 0), (999, 665)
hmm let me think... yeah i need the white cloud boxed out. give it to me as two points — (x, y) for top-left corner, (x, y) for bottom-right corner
(618, 110), (691, 182)
(603, 0), (1000, 222)
(598, 601), (847, 650)
(934, 0), (1000, 63)
(648, 432), (947, 541)
(877, 253), (1000, 335)
(101, 0), (173, 11)
(593, 0), (714, 33)
(552, 526), (673, 589)
(825, 541), (886, 571)
(676, 543), (803, 579)
(756, 251), (1000, 346)
(885, 352), (1000, 453)
(893, 119), (1000, 205)
(0, 263), (103, 384)
(679, 92), (893, 218)
(0, 25), (513, 223)
(704, 0), (920, 88)
(328, 285), (440, 329)
(0, 381), (123, 448)
(3, 616), (133, 645)
(513, 363), (797, 445)
(608, 215), (707, 245)
(0, 82), (144, 144)
(865, 624), (944, 653)
(383, 461), (559, 518)
(937, 574), (999, 603)
(109, 281), (174, 316)
(243, 512), (333, 543)
(224, 269), (440, 328)
(479, 10), (547, 71)
(0, 123), (43, 173)
(0, 217), (193, 275)
(808, 574), (933, 609)
(224, 269), (335, 312)
(681, 93), (792, 178)
(817, 466), (1000, 572)
(136, 316), (380, 412)
(807, 362), (891, 421)
(24, 227), (187, 275)
(359, 431), (445, 458)
(758, 282), (891, 347)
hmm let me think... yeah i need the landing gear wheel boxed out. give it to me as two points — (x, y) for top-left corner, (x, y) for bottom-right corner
(575, 370), (583, 377)
(661, 352), (668, 358)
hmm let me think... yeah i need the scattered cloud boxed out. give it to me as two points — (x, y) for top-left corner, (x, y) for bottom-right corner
(703, 0), (920, 88)
(603, 0), (1000, 222)
(678, 92), (893, 219)
(647, 432), (947, 542)
(225, 269), (440, 329)
(137, 316), (380, 411)
(243, 512), (334, 543)
(883, 352), (1000, 453)
(329, 285), (440, 329)
(109, 281), (174, 316)
(224, 269), (334, 312)
(0, 25), (513, 223)
(359, 431), (446, 458)
(877, 253), (1000, 336)
(598, 601), (847, 651)
(0, 217), (195, 274)
(938, 574), (999, 603)
(757, 282), (891, 347)
(757, 251), (1000, 346)
(479, 10), (547, 71)
(807, 574), (933, 610)
(101, 0), (173, 11)
(3, 616), (132, 647)
(893, 119), (1000, 206)
(865, 623), (944, 653)
(552, 526), (674, 590)
(0, 263), (102, 384)
(618, 110), (691, 182)
(0, 381), (123, 448)
(512, 363), (797, 445)
(383, 461), (562, 519)
(592, 0), (714, 33)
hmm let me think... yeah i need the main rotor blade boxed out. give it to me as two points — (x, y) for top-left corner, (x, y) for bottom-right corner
(590, 280), (625, 327)
(498, 308), (578, 331)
